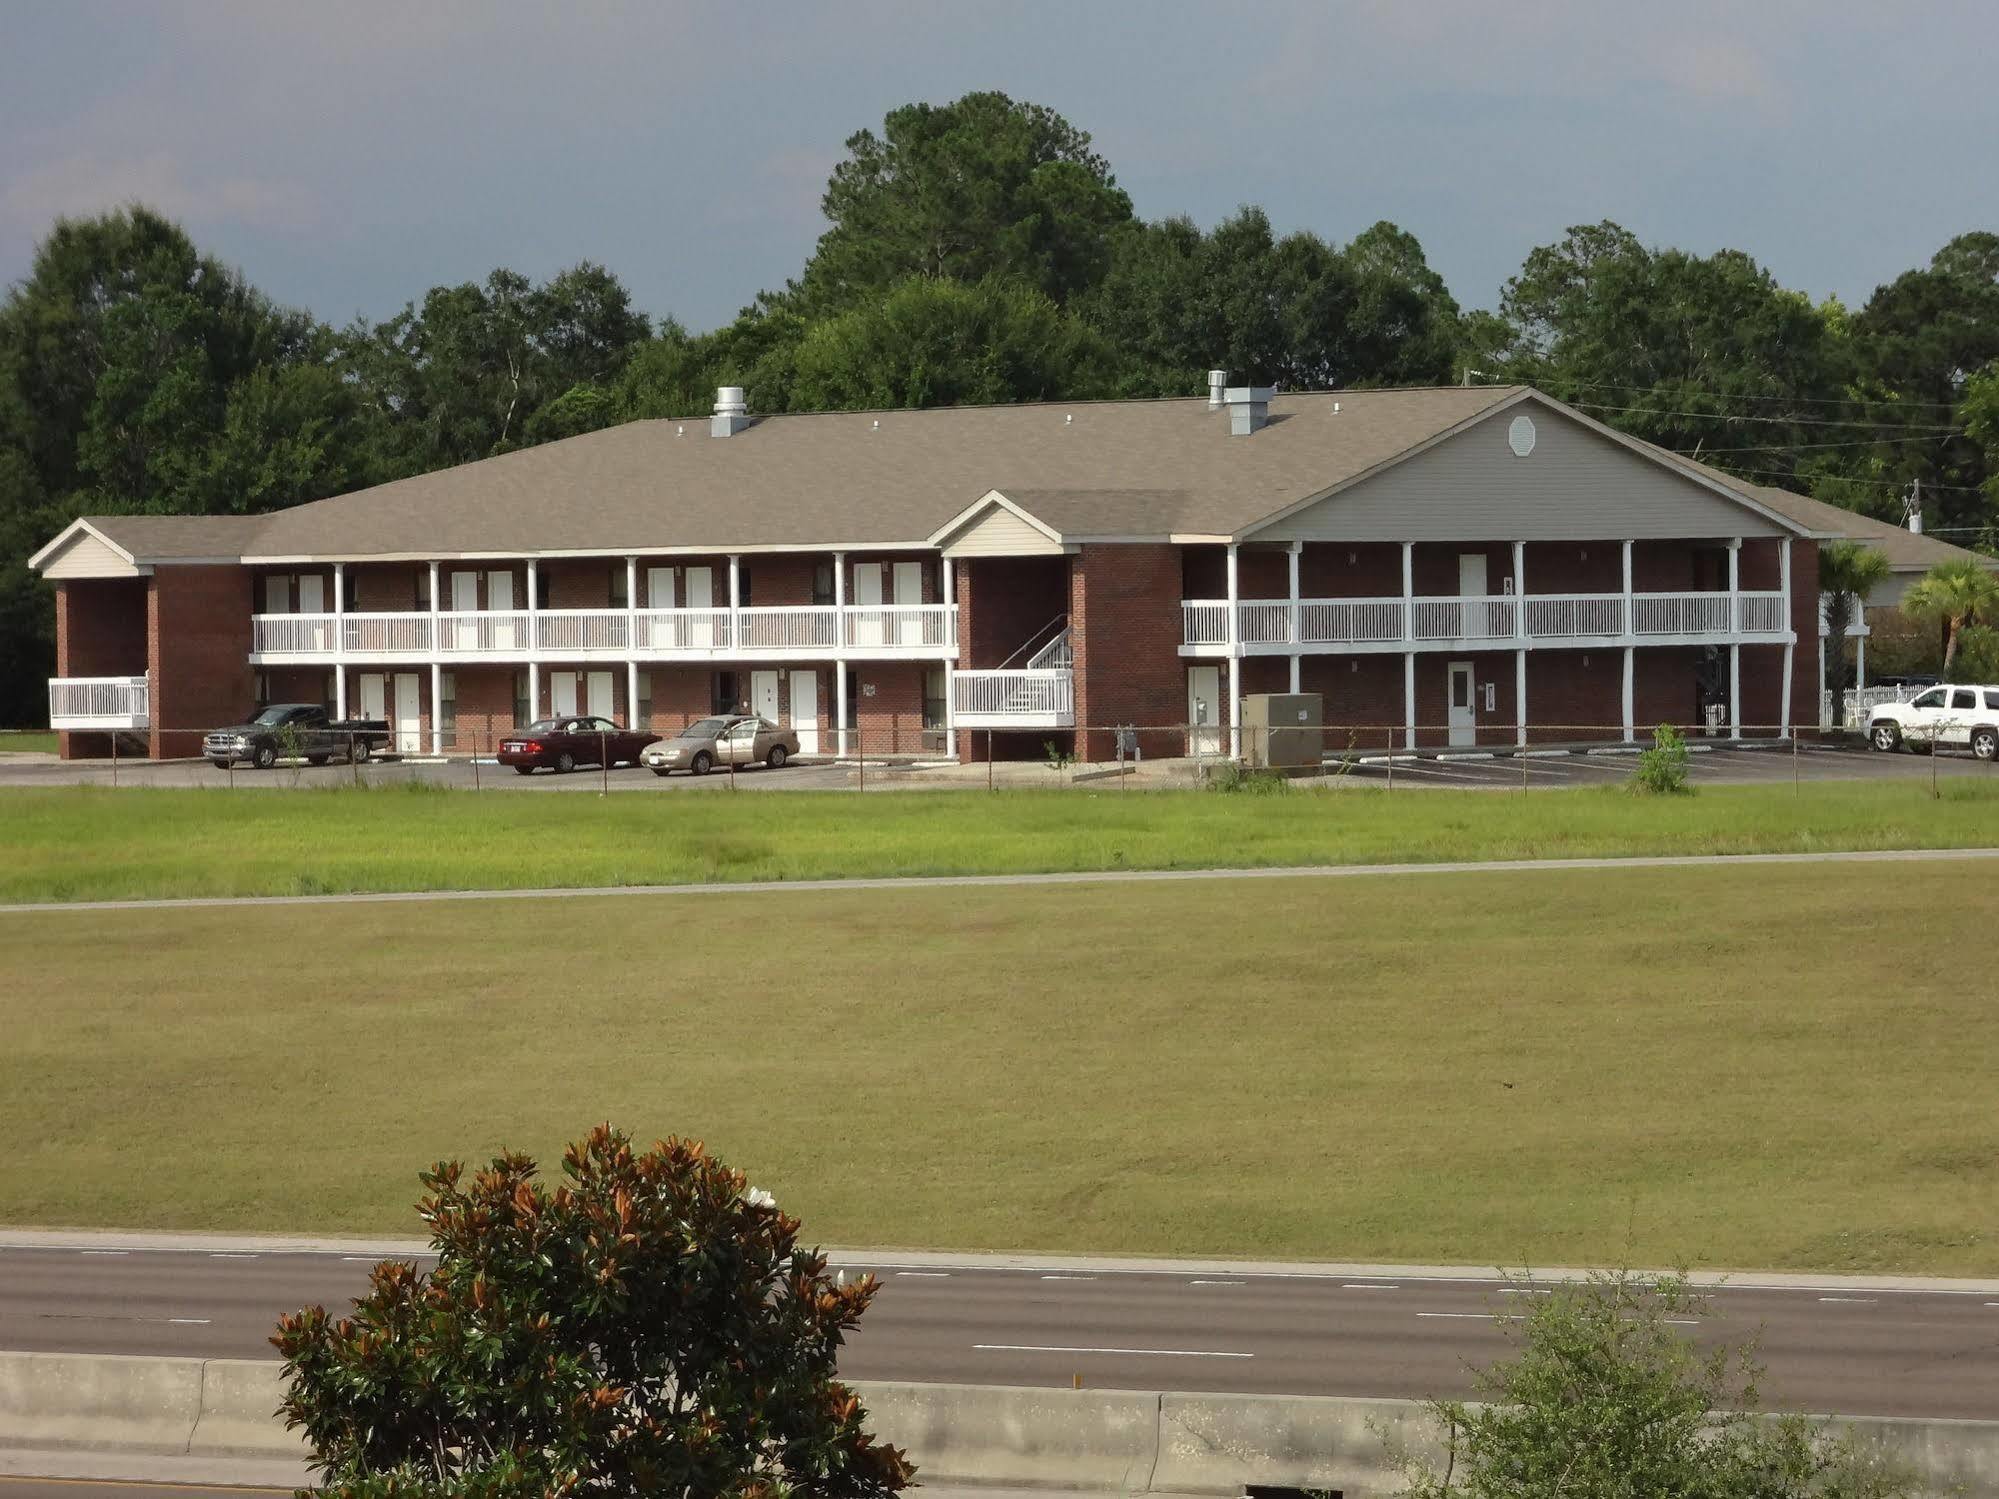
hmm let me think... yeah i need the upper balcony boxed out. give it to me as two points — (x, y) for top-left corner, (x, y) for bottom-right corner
(1180, 590), (1791, 655)
(250, 604), (958, 664)
(49, 675), (150, 730)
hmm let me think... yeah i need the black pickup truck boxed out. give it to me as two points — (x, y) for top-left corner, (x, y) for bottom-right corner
(204, 704), (392, 769)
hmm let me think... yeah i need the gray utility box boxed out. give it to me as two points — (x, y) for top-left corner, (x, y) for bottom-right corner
(1240, 693), (1324, 769)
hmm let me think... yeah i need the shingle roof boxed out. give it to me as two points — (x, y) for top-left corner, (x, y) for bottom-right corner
(74, 513), (265, 559)
(1705, 482), (1998, 573)
(96, 386), (1521, 560)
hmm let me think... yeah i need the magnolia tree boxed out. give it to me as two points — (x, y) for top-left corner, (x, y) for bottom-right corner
(273, 1126), (912, 1499)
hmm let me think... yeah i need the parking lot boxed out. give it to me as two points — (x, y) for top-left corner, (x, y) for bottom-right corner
(0, 740), (1991, 792)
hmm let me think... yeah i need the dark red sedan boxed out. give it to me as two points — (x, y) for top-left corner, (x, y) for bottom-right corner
(497, 716), (654, 774)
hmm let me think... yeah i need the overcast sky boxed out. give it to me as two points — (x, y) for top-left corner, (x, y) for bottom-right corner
(3, 1), (1995, 333)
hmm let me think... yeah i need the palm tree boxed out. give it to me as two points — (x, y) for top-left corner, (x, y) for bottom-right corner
(1818, 541), (1891, 702)
(1902, 558), (1999, 675)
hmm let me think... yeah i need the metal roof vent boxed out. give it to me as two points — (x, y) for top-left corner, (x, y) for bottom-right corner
(1207, 369), (1228, 410)
(711, 385), (751, 437)
(1225, 385), (1273, 436)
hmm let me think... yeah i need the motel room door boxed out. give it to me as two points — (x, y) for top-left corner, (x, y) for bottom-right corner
(750, 669), (781, 724)
(586, 670), (615, 721)
(789, 670), (819, 753)
(549, 671), (580, 717)
(892, 561), (924, 645)
(1447, 661), (1477, 747)
(392, 673), (422, 755)
(1187, 665), (1222, 756)
(852, 563), (885, 647)
(358, 673), (387, 726)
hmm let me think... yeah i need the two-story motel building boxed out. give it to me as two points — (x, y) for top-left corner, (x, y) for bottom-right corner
(35, 380), (1833, 762)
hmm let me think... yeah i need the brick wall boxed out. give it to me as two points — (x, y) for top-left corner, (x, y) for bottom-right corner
(956, 556), (1069, 668)
(54, 577), (151, 758)
(1525, 648), (1622, 742)
(1300, 543), (1400, 598)
(1523, 543), (1620, 594)
(149, 565), (254, 758)
(1070, 542), (1186, 760)
(349, 564), (422, 611)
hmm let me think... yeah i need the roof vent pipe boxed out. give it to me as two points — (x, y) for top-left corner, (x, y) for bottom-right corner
(1224, 385), (1273, 436)
(711, 385), (751, 437)
(1207, 370), (1228, 410)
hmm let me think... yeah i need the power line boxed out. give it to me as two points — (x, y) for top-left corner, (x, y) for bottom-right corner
(1694, 435), (1963, 454)
(1545, 378), (1964, 414)
(1673, 459), (1988, 495)
(1576, 401), (1962, 432)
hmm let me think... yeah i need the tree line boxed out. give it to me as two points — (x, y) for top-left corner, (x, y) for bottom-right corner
(3, 90), (1996, 724)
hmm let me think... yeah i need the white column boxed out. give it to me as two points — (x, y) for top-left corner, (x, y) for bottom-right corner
(1856, 633), (1867, 691)
(625, 556), (640, 728)
(1819, 630), (1830, 731)
(1515, 648), (1527, 748)
(942, 546), (958, 758)
(940, 556), (955, 649)
(627, 660), (640, 729)
(1287, 543), (1302, 693)
(728, 554), (741, 609)
(1225, 543), (1241, 758)
(1400, 541), (1415, 643)
(333, 562), (347, 715)
(1727, 537), (1742, 635)
(1620, 540), (1634, 638)
(1778, 541), (1793, 737)
(1511, 541), (1527, 642)
(1622, 647), (1635, 742)
(833, 552), (848, 755)
(1403, 652), (1417, 751)
(1729, 645), (1742, 739)
(429, 660), (442, 754)
(525, 556), (540, 726)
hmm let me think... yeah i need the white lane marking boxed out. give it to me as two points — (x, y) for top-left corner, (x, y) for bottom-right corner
(1190, 1279), (1245, 1286)
(1041, 1274), (1097, 1281)
(209, 1252), (257, 1260)
(1344, 1283), (1401, 1290)
(340, 1255), (375, 1262)
(1418, 1312), (1514, 1320)
(79, 1250), (128, 1256)
(1499, 1288), (1552, 1296)
(895, 1271), (950, 1278)
(975, 1343), (1251, 1359)
(168, 1317), (212, 1324)
(1819, 1297), (1878, 1304)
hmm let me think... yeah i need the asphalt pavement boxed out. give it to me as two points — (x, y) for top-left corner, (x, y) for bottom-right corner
(3, 1244), (1994, 1421)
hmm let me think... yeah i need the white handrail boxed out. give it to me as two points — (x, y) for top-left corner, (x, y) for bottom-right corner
(49, 675), (149, 726)
(952, 668), (1074, 717)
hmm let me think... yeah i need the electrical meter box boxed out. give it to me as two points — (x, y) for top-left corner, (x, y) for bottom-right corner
(1240, 693), (1323, 769)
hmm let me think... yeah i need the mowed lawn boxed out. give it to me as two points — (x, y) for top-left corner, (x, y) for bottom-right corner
(2, 858), (1994, 1274)
(4, 781), (1999, 903)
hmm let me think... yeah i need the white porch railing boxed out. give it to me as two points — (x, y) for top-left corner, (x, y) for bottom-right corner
(1412, 595), (1518, 641)
(952, 668), (1075, 726)
(251, 604), (957, 660)
(1185, 588), (1787, 651)
(49, 675), (150, 729)
(1522, 593), (1625, 638)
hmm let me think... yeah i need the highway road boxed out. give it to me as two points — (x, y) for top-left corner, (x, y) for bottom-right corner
(3, 1245), (1995, 1420)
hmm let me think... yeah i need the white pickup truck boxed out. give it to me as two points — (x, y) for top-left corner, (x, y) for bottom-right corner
(1868, 683), (1999, 761)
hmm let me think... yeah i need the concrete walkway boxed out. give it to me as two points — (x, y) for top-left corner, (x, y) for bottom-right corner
(3, 844), (1997, 917)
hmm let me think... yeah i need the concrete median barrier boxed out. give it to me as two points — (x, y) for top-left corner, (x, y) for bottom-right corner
(0, 1351), (203, 1454)
(5, 1352), (1999, 1495)
(851, 1380), (1160, 1491)
(185, 1358), (310, 1459)
(1153, 1392), (1445, 1497)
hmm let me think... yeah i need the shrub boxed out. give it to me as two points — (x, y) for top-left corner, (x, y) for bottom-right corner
(1947, 622), (1999, 684)
(1630, 723), (1692, 795)
(1397, 1270), (1914, 1499)
(273, 1125), (912, 1499)
(1206, 762), (1289, 794)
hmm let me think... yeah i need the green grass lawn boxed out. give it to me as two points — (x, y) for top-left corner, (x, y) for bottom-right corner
(0, 731), (56, 754)
(3, 858), (1994, 1273)
(3, 781), (1999, 904)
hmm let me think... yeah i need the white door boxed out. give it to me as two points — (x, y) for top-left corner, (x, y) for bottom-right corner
(790, 670), (819, 754)
(645, 566), (675, 650)
(1458, 553), (1493, 638)
(296, 575), (326, 649)
(1448, 661), (1477, 747)
(1187, 665), (1222, 756)
(686, 566), (714, 648)
(893, 561), (924, 645)
(750, 669), (780, 723)
(393, 673), (422, 755)
(264, 575), (290, 614)
(451, 571), (480, 651)
(853, 563), (884, 648)
(550, 671), (579, 718)
(488, 571), (516, 650)
(586, 670), (615, 722)
(358, 673), (387, 724)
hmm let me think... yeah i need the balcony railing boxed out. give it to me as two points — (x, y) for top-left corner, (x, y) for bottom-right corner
(49, 675), (150, 730)
(952, 668), (1075, 728)
(1184, 590), (1792, 651)
(251, 605), (957, 660)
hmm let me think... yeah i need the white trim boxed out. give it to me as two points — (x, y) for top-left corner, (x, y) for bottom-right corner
(28, 519), (139, 572)
(243, 539), (943, 566)
(926, 489), (1069, 549)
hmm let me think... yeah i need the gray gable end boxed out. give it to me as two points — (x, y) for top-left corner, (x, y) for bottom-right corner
(1249, 402), (1787, 544)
